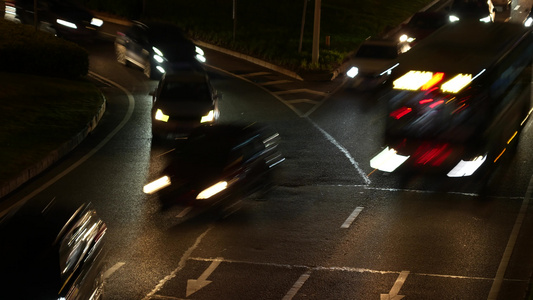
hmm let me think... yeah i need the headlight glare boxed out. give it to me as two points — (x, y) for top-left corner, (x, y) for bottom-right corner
(57, 19), (77, 29)
(200, 110), (215, 123)
(90, 18), (103, 27)
(143, 176), (171, 194)
(196, 181), (228, 199)
(152, 47), (164, 57)
(155, 109), (169, 122)
(347, 67), (359, 78)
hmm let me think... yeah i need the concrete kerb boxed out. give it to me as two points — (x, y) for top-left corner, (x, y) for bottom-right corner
(0, 97), (107, 200)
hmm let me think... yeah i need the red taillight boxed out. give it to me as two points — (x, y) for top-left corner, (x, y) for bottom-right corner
(413, 143), (452, 166)
(390, 107), (412, 119)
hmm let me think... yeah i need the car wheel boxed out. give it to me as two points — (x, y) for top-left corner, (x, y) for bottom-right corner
(143, 60), (152, 78)
(115, 44), (127, 65)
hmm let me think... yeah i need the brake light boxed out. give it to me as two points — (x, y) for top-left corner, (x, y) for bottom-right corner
(390, 107), (412, 119)
(414, 143), (452, 166)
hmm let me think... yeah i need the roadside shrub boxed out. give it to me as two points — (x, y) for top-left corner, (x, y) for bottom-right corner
(0, 19), (89, 78)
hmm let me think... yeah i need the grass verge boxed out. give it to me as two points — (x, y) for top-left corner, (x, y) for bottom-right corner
(0, 72), (104, 184)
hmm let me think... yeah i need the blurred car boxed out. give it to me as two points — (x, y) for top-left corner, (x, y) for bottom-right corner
(4, 0), (103, 40)
(525, 8), (533, 27)
(488, 0), (512, 22)
(0, 202), (107, 300)
(448, 0), (492, 22)
(396, 11), (449, 47)
(345, 39), (404, 91)
(151, 70), (220, 141)
(144, 123), (284, 208)
(115, 21), (206, 79)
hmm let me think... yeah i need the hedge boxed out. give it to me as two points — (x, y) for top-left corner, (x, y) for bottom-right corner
(0, 19), (89, 78)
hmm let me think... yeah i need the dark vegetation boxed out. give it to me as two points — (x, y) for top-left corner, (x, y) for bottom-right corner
(0, 19), (89, 78)
(77, 0), (433, 72)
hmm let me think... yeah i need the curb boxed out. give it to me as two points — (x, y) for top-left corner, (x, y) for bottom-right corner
(0, 96), (107, 199)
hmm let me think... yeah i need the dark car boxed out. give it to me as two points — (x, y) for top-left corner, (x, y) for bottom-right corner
(151, 70), (220, 141)
(0, 201), (107, 300)
(396, 11), (449, 47)
(448, 0), (492, 22)
(144, 123), (284, 208)
(345, 39), (405, 90)
(115, 21), (206, 79)
(4, 0), (103, 40)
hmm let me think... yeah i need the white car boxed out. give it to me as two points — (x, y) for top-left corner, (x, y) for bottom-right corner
(345, 39), (405, 91)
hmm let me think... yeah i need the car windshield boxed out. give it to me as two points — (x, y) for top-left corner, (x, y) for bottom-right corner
(159, 81), (211, 102)
(355, 44), (397, 59)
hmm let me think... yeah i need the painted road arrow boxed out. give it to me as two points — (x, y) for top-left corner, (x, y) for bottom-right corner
(380, 270), (409, 300)
(186, 258), (222, 297)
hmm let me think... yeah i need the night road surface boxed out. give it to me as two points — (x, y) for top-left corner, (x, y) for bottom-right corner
(2, 19), (533, 300)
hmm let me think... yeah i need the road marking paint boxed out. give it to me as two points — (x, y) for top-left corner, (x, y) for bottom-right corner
(241, 71), (271, 77)
(176, 206), (193, 218)
(282, 270), (312, 300)
(275, 88), (328, 96)
(189, 257), (532, 283)
(260, 80), (292, 86)
(143, 226), (214, 300)
(286, 99), (320, 105)
(381, 270), (409, 300)
(186, 258), (222, 297)
(487, 175), (533, 300)
(103, 262), (125, 279)
(309, 120), (371, 185)
(341, 206), (364, 228)
(0, 72), (135, 219)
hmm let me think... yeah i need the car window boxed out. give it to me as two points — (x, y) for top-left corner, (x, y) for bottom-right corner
(160, 81), (211, 101)
(356, 44), (397, 59)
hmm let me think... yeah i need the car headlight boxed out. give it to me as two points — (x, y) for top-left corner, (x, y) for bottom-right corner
(200, 110), (215, 123)
(480, 15), (491, 23)
(154, 109), (169, 122)
(449, 15), (459, 22)
(143, 176), (171, 194)
(153, 54), (164, 63)
(152, 47), (164, 57)
(195, 46), (206, 63)
(447, 155), (487, 177)
(347, 66), (359, 78)
(399, 34), (415, 43)
(57, 19), (77, 29)
(196, 181), (228, 199)
(90, 18), (103, 27)
(525, 17), (533, 27)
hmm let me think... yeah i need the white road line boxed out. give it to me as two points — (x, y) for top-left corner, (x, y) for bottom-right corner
(275, 88), (328, 96)
(143, 226), (214, 300)
(487, 174), (533, 300)
(282, 270), (312, 300)
(309, 119), (372, 185)
(176, 206), (193, 218)
(103, 262), (125, 279)
(260, 80), (292, 86)
(341, 206), (364, 228)
(286, 99), (320, 105)
(241, 71), (271, 77)
(0, 72), (135, 219)
(190, 256), (524, 282)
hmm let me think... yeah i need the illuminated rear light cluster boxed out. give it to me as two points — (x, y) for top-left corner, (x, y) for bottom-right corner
(393, 70), (473, 94)
(413, 143), (452, 166)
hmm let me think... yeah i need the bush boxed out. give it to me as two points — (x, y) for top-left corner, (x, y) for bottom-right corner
(0, 19), (89, 78)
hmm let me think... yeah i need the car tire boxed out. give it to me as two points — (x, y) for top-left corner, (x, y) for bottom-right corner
(115, 44), (127, 65)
